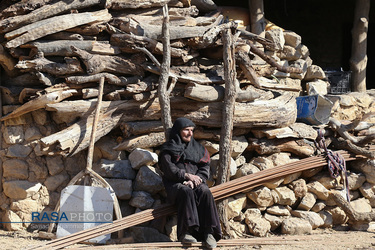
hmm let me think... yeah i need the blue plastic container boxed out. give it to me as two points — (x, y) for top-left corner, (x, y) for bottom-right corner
(296, 95), (333, 125)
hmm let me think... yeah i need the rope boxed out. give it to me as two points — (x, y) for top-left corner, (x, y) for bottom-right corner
(314, 129), (350, 202)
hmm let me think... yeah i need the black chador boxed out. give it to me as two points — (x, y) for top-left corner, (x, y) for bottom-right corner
(159, 118), (222, 243)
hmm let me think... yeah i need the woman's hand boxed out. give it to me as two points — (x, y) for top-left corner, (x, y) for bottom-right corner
(183, 180), (194, 189)
(185, 173), (202, 187)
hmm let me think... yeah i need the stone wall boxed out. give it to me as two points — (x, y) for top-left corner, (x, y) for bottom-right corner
(1, 91), (375, 241)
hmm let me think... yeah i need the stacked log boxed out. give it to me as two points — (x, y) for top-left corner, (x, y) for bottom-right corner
(0, 0), (374, 242)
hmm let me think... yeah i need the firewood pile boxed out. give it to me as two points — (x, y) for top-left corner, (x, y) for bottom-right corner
(1, 0), (375, 243)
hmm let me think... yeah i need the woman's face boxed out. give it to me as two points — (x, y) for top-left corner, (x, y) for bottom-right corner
(180, 126), (194, 142)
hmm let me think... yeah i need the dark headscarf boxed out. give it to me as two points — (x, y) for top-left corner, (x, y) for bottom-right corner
(160, 117), (207, 164)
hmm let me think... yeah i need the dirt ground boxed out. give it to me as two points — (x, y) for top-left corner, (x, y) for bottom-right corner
(1, 227), (375, 250)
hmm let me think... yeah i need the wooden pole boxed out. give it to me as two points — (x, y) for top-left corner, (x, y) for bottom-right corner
(85, 76), (105, 172)
(217, 27), (237, 236)
(350, 0), (370, 92)
(248, 0), (266, 37)
(158, 4), (173, 140)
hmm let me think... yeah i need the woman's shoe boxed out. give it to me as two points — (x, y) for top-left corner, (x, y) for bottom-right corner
(180, 233), (198, 243)
(204, 233), (217, 249)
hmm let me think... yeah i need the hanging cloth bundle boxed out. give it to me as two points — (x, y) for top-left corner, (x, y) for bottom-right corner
(314, 129), (350, 202)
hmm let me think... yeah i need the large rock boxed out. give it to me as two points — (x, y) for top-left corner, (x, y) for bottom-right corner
(359, 182), (375, 200)
(307, 181), (329, 200)
(233, 163), (260, 179)
(264, 212), (287, 231)
(6, 144), (32, 158)
(306, 79), (329, 96)
(281, 217), (312, 235)
(247, 186), (274, 208)
(227, 194), (247, 220)
(129, 148), (158, 170)
(288, 179), (307, 198)
(325, 207), (348, 225)
(266, 205), (291, 216)
(265, 28), (285, 51)
(94, 159), (136, 179)
(105, 178), (132, 200)
(273, 186), (296, 206)
(353, 159), (375, 184)
(290, 210), (324, 229)
(27, 156), (49, 181)
(3, 125), (24, 144)
(3, 181), (42, 200)
(133, 166), (164, 195)
(129, 191), (154, 209)
(289, 59), (308, 79)
(95, 136), (124, 161)
(231, 136), (248, 159)
(304, 65), (326, 81)
(319, 210), (333, 228)
(2, 210), (24, 231)
(297, 192), (317, 211)
(43, 173), (69, 192)
(310, 172), (343, 189)
(358, 183), (375, 207)
(24, 125), (42, 142)
(350, 198), (372, 213)
(278, 45), (301, 61)
(201, 140), (219, 155)
(228, 220), (247, 238)
(210, 154), (237, 179)
(347, 172), (367, 190)
(311, 201), (326, 213)
(284, 31), (302, 48)
(2, 159), (28, 179)
(46, 156), (64, 176)
(244, 208), (271, 237)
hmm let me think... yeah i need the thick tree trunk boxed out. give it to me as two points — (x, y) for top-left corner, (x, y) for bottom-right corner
(115, 15), (222, 41)
(158, 5), (173, 140)
(107, 0), (185, 9)
(111, 33), (195, 62)
(217, 28), (237, 237)
(0, 44), (19, 77)
(70, 46), (144, 76)
(5, 9), (112, 48)
(248, 0), (266, 37)
(23, 40), (121, 57)
(15, 56), (84, 76)
(171, 93), (297, 128)
(0, 0), (105, 34)
(39, 99), (161, 156)
(350, 0), (370, 92)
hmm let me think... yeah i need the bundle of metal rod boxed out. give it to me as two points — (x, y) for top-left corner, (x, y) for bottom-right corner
(27, 150), (363, 250)
(211, 150), (359, 200)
